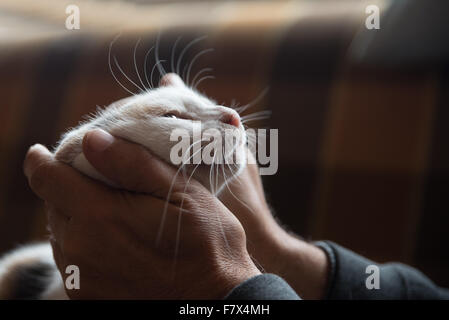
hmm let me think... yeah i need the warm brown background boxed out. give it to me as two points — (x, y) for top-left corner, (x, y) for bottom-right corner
(0, 0), (448, 288)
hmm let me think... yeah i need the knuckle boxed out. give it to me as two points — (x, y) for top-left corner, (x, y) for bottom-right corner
(170, 191), (193, 207)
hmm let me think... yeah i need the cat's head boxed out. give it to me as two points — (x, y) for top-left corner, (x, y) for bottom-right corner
(56, 73), (247, 194)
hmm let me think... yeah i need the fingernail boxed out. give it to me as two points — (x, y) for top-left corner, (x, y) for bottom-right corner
(86, 129), (114, 152)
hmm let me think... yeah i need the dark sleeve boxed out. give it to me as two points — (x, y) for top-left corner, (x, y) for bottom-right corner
(224, 274), (301, 300)
(315, 241), (449, 300)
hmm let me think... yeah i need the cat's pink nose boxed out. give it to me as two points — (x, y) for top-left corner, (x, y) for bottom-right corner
(221, 113), (240, 128)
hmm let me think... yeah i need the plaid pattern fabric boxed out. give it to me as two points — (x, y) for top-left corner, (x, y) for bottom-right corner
(1, 0), (448, 287)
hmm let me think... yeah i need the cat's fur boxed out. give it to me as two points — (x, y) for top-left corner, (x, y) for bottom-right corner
(0, 73), (246, 299)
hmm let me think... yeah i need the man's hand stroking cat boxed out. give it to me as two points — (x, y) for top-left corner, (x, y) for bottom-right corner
(24, 130), (260, 299)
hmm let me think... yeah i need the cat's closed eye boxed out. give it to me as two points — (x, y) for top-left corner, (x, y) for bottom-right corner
(164, 113), (178, 119)
(163, 112), (193, 120)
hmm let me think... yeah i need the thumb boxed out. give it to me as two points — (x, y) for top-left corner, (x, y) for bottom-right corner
(82, 129), (191, 197)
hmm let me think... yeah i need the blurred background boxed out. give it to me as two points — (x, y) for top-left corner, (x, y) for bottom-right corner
(0, 0), (448, 288)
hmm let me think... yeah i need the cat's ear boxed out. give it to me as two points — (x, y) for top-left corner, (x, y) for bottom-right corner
(159, 73), (185, 88)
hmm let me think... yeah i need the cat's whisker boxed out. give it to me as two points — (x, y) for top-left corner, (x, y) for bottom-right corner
(247, 138), (258, 150)
(217, 149), (244, 253)
(226, 138), (249, 189)
(210, 150), (216, 195)
(235, 87), (269, 115)
(186, 48), (214, 86)
(182, 64), (189, 83)
(215, 150), (219, 195)
(215, 168), (232, 255)
(156, 141), (202, 240)
(222, 141), (241, 177)
(150, 59), (166, 88)
(205, 151), (232, 256)
(133, 38), (147, 91)
(181, 163), (188, 180)
(222, 160), (255, 217)
(113, 55), (145, 93)
(221, 136), (242, 188)
(171, 36), (182, 74)
(155, 32), (167, 78)
(173, 158), (203, 276)
(209, 149), (216, 195)
(241, 110), (272, 124)
(242, 118), (270, 125)
(108, 34), (138, 96)
(176, 35), (208, 76)
(156, 139), (207, 248)
(193, 75), (215, 90)
(226, 163), (244, 187)
(241, 110), (272, 121)
(143, 45), (155, 90)
(241, 115), (271, 124)
(190, 67), (213, 90)
(229, 99), (240, 110)
(221, 148), (257, 222)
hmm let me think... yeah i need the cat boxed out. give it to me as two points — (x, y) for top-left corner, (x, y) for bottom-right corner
(0, 73), (247, 299)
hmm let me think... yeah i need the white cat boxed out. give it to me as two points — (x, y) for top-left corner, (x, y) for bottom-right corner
(0, 73), (247, 299)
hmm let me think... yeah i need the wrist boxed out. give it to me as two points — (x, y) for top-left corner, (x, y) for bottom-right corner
(214, 256), (262, 299)
(224, 197), (330, 299)
(253, 229), (329, 299)
(276, 237), (329, 299)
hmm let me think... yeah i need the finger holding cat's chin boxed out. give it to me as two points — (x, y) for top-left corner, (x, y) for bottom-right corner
(82, 129), (204, 198)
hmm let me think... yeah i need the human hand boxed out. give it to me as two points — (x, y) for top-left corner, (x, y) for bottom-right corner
(23, 129), (260, 299)
(219, 151), (329, 299)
